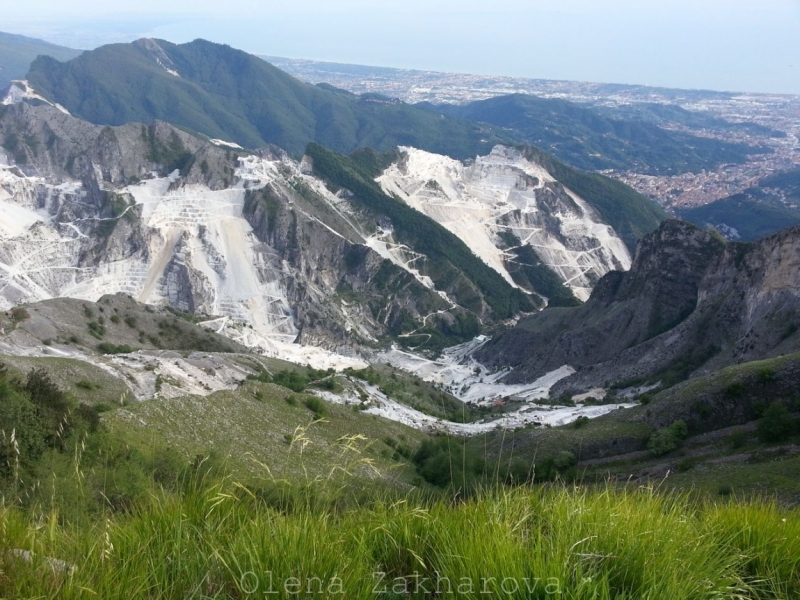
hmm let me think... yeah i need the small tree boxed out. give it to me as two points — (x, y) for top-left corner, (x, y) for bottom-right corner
(756, 402), (796, 443)
(648, 420), (689, 456)
(25, 369), (73, 447)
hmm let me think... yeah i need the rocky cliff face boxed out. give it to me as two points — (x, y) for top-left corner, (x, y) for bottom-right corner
(377, 146), (632, 303)
(0, 98), (669, 369)
(477, 220), (800, 392)
(0, 103), (507, 358)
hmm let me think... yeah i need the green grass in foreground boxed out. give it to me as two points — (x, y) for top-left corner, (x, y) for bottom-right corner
(0, 366), (798, 598)
(0, 482), (797, 599)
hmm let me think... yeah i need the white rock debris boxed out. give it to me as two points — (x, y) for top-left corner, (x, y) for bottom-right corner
(2, 80), (71, 114)
(0, 148), (431, 370)
(209, 139), (244, 150)
(377, 145), (632, 301)
(315, 377), (633, 435)
(378, 337), (574, 405)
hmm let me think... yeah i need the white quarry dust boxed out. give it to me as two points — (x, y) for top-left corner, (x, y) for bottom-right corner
(197, 317), (367, 371)
(377, 145), (632, 301)
(316, 377), (633, 435)
(355, 335), (634, 434)
(2, 80), (71, 114)
(364, 394), (633, 435)
(0, 150), (380, 370)
(109, 350), (253, 400)
(0, 336), (254, 402)
(378, 336), (574, 405)
(209, 139), (244, 150)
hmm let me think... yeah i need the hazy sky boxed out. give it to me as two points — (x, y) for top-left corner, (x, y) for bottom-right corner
(5, 0), (800, 94)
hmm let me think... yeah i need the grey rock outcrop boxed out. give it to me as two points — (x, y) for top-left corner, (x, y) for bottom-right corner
(478, 220), (800, 392)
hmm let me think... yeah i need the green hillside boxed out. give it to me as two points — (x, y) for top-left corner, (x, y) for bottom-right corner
(430, 94), (770, 175)
(597, 101), (785, 139)
(0, 311), (798, 599)
(26, 38), (508, 158)
(679, 194), (800, 241)
(0, 31), (81, 89)
(679, 168), (800, 241)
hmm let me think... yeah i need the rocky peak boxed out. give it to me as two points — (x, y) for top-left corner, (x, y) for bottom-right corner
(477, 220), (800, 392)
(590, 220), (725, 333)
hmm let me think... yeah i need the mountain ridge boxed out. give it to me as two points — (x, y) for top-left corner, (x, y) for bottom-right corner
(25, 38), (510, 159)
(0, 103), (559, 358)
(0, 31), (82, 90)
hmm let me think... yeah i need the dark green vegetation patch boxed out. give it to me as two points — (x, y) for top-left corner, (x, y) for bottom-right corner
(27, 39), (508, 158)
(679, 167), (800, 241)
(430, 93), (770, 175)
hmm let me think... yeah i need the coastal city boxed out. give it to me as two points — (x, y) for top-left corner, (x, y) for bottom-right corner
(266, 56), (800, 210)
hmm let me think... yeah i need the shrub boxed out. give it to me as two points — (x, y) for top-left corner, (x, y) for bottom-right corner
(725, 382), (745, 397)
(97, 343), (135, 355)
(10, 307), (30, 321)
(727, 431), (748, 450)
(272, 370), (309, 393)
(0, 378), (48, 467)
(344, 367), (381, 385)
(756, 401), (797, 443)
(24, 368), (73, 448)
(413, 436), (485, 490)
(756, 367), (776, 383)
(303, 396), (326, 418)
(750, 399), (768, 418)
(648, 420), (689, 456)
(573, 416), (590, 429)
(75, 402), (101, 433)
(87, 321), (106, 338)
(506, 460), (532, 484)
(554, 394), (575, 407)
(553, 450), (577, 471)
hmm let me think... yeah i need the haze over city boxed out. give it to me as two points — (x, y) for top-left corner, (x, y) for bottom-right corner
(4, 0), (800, 94)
